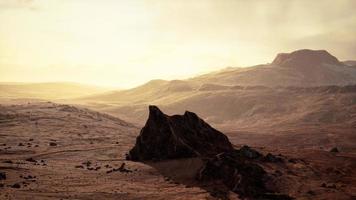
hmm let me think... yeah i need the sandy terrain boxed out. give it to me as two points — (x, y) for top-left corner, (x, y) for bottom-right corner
(1, 102), (356, 199)
(0, 102), (212, 200)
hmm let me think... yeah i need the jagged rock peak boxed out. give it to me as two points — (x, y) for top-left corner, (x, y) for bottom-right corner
(148, 105), (165, 118)
(127, 105), (234, 161)
(272, 49), (342, 67)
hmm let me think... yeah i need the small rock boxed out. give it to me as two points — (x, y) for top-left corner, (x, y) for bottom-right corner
(11, 183), (21, 188)
(49, 142), (57, 146)
(288, 158), (297, 163)
(327, 184), (337, 189)
(264, 153), (283, 162)
(25, 158), (36, 162)
(118, 163), (132, 173)
(82, 161), (91, 167)
(330, 147), (339, 153)
(0, 172), (6, 180)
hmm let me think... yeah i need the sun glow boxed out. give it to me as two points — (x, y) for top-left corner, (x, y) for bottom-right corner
(1, 0), (355, 88)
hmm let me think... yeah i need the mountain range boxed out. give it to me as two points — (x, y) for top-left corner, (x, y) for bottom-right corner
(73, 49), (356, 129)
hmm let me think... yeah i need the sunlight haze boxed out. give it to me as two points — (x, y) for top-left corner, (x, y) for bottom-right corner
(0, 0), (355, 88)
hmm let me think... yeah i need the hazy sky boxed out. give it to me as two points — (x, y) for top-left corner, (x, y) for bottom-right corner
(0, 0), (355, 88)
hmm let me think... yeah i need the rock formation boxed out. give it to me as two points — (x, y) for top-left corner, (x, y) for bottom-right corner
(127, 105), (233, 161)
(127, 106), (293, 199)
(197, 146), (292, 200)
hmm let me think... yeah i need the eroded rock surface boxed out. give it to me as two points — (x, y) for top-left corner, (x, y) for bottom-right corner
(198, 146), (293, 200)
(127, 105), (233, 161)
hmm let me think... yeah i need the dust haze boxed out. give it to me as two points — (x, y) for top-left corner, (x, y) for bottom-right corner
(1, 1), (356, 200)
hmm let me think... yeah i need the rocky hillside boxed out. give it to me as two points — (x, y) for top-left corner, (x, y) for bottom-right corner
(191, 49), (356, 87)
(75, 49), (356, 129)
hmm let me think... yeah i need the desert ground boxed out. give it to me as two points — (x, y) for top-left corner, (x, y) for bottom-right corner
(0, 101), (355, 200)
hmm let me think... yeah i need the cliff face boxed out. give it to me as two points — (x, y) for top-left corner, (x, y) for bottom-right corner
(127, 105), (233, 161)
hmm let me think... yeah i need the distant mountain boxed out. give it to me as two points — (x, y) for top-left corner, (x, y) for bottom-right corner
(191, 49), (356, 87)
(0, 82), (112, 100)
(343, 60), (356, 67)
(75, 49), (356, 128)
(82, 49), (356, 104)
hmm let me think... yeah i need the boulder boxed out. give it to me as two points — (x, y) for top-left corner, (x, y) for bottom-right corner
(0, 172), (6, 180)
(197, 148), (293, 200)
(127, 106), (233, 161)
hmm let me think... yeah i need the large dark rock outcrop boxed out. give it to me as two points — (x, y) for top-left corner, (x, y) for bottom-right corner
(127, 106), (233, 161)
(198, 146), (293, 200)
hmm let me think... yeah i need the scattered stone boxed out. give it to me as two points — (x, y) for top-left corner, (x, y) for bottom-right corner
(11, 183), (21, 188)
(18, 143), (24, 146)
(264, 153), (284, 163)
(25, 158), (36, 162)
(0, 172), (6, 180)
(3, 160), (13, 164)
(106, 163), (132, 173)
(325, 183), (337, 189)
(29, 139), (34, 141)
(330, 147), (339, 153)
(127, 106), (233, 161)
(82, 161), (91, 167)
(23, 175), (35, 180)
(118, 163), (131, 172)
(49, 142), (57, 146)
(0, 183), (4, 188)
